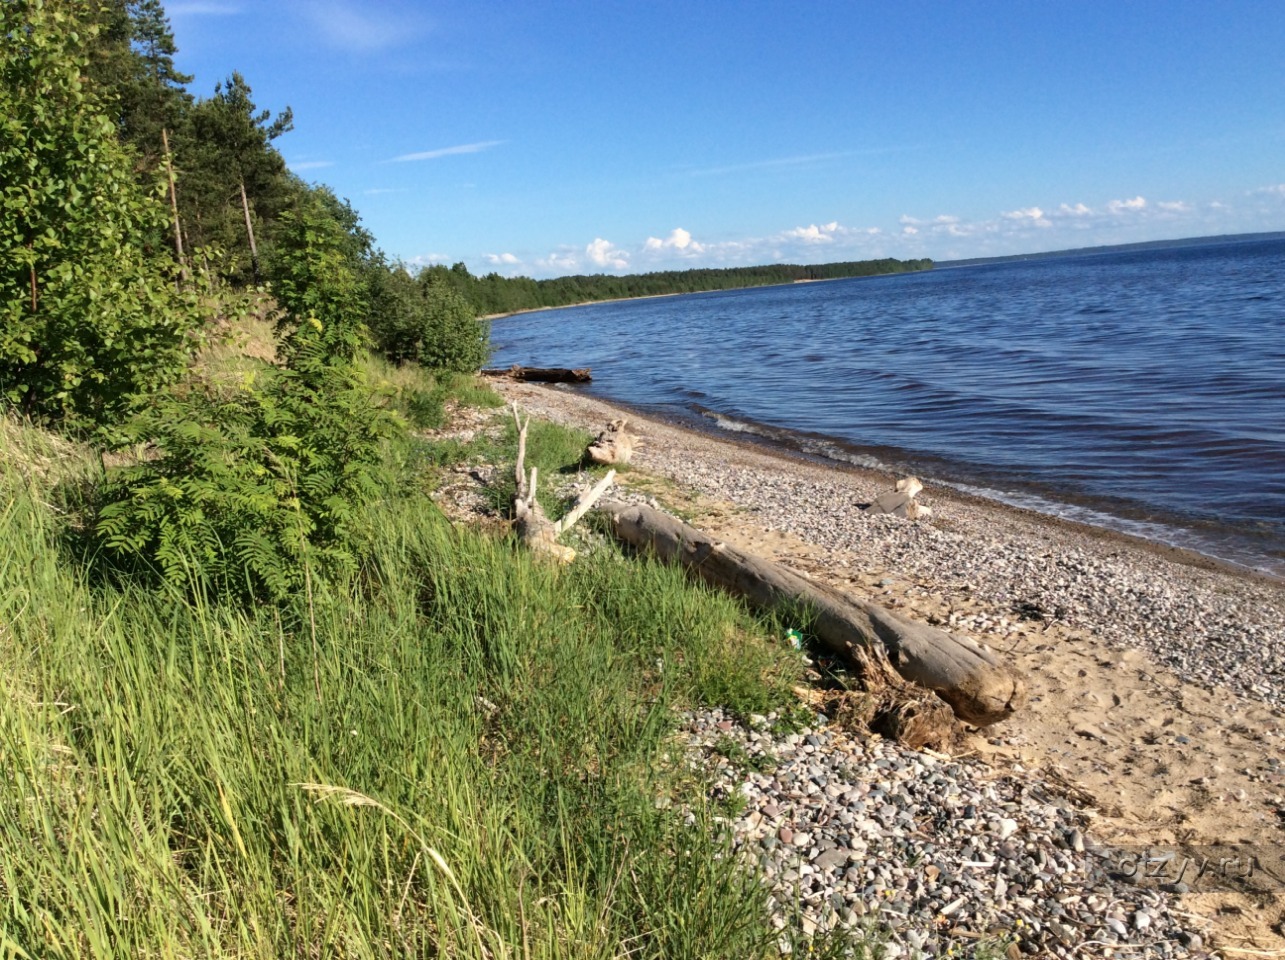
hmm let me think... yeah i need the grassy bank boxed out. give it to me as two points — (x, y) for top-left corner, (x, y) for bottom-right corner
(0, 406), (829, 958)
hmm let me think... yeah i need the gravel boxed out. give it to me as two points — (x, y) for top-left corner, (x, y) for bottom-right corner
(685, 707), (1215, 959)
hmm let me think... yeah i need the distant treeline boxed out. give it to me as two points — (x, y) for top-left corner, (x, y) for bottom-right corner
(420, 258), (935, 317)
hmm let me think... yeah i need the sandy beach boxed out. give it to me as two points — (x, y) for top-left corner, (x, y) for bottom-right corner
(447, 379), (1285, 954)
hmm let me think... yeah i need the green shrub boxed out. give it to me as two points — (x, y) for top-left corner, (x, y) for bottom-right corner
(367, 266), (490, 372)
(94, 184), (401, 602)
(93, 369), (397, 601)
(0, 0), (200, 425)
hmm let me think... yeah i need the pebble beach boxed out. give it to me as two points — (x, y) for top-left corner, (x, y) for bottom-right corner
(447, 379), (1285, 957)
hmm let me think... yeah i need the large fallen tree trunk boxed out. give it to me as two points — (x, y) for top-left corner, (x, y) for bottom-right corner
(595, 499), (1026, 727)
(482, 365), (592, 383)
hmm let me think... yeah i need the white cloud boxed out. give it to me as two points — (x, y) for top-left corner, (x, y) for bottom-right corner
(585, 238), (630, 270)
(1253, 184), (1285, 197)
(391, 140), (504, 163)
(486, 252), (521, 265)
(899, 215), (922, 226)
(289, 159), (334, 171)
(1157, 200), (1190, 212)
(1002, 206), (1047, 222)
(1107, 196), (1147, 214)
(902, 225), (919, 236)
(536, 249), (581, 272)
(363, 187), (406, 196)
(1056, 202), (1093, 217)
(644, 227), (705, 253)
(781, 221), (842, 243)
(406, 253), (452, 268)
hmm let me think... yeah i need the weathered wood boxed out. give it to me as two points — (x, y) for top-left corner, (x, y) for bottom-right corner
(512, 405), (573, 561)
(865, 476), (932, 519)
(483, 365), (592, 383)
(510, 402), (615, 563)
(595, 499), (1025, 726)
(586, 418), (638, 465)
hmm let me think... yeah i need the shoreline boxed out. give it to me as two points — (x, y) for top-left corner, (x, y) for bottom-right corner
(604, 392), (1284, 589)
(479, 379), (1285, 952)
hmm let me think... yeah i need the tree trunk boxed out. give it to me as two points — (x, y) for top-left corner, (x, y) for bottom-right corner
(162, 128), (189, 285)
(595, 499), (1026, 727)
(239, 179), (259, 283)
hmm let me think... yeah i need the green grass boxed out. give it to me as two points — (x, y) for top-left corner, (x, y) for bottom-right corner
(0, 415), (818, 958)
(362, 358), (506, 431)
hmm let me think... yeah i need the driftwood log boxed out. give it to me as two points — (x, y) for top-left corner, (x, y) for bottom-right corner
(511, 403), (615, 562)
(595, 499), (1026, 727)
(483, 365), (592, 383)
(586, 419), (639, 466)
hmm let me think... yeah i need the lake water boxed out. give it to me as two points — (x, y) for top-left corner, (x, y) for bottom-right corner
(489, 236), (1285, 576)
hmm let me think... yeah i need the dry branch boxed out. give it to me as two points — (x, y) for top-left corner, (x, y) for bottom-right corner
(510, 402), (615, 562)
(595, 498), (1026, 727)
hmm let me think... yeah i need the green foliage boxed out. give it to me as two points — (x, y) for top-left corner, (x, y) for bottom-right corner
(94, 185), (400, 602)
(269, 185), (371, 356)
(93, 369), (397, 601)
(367, 264), (490, 371)
(0, 0), (200, 425)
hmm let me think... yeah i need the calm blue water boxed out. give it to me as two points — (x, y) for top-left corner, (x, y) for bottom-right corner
(490, 237), (1285, 575)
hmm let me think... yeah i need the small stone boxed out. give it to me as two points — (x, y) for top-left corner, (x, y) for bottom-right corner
(996, 818), (1019, 840)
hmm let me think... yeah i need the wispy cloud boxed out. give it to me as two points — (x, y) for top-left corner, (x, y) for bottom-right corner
(390, 140), (505, 163)
(167, 2), (239, 15)
(294, 0), (426, 54)
(486, 252), (521, 266)
(363, 187), (407, 196)
(406, 253), (452, 269)
(289, 160), (334, 171)
(1252, 184), (1285, 197)
(685, 152), (850, 178)
(1001, 206), (1052, 227)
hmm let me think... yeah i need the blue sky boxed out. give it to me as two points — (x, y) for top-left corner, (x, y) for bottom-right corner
(168, 1), (1285, 277)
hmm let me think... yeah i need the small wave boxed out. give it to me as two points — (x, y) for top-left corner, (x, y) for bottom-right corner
(948, 483), (1284, 576)
(700, 410), (886, 470)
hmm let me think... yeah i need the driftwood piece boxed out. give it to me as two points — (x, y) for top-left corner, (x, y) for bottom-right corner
(823, 642), (958, 750)
(483, 365), (592, 383)
(864, 476), (932, 520)
(586, 419), (639, 466)
(511, 403), (614, 562)
(595, 499), (1025, 727)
